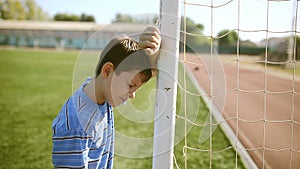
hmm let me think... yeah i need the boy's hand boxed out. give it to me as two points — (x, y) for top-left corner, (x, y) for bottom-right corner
(139, 26), (161, 56)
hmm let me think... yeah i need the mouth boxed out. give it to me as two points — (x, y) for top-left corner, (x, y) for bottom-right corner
(119, 97), (127, 106)
(120, 97), (127, 103)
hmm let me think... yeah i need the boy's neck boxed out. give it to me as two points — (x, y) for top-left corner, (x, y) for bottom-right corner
(83, 77), (106, 105)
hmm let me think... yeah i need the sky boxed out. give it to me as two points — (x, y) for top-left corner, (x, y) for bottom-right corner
(35, 0), (299, 43)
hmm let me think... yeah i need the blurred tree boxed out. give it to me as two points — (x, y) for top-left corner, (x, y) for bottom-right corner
(54, 13), (95, 22)
(35, 4), (47, 20)
(180, 16), (210, 53)
(25, 0), (46, 20)
(80, 13), (95, 22)
(85, 15), (95, 22)
(135, 16), (156, 24)
(0, 0), (48, 20)
(181, 17), (204, 33)
(266, 39), (288, 63)
(69, 14), (79, 21)
(152, 16), (159, 24)
(53, 13), (64, 21)
(217, 29), (238, 46)
(54, 13), (78, 21)
(25, 0), (35, 19)
(0, 0), (16, 19)
(218, 29), (267, 55)
(296, 36), (300, 60)
(15, 0), (26, 20)
(80, 13), (88, 21)
(112, 13), (157, 24)
(111, 13), (210, 52)
(112, 13), (134, 23)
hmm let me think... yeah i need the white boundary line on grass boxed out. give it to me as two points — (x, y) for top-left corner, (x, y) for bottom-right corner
(184, 64), (259, 169)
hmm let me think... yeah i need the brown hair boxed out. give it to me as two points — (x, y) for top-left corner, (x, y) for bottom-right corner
(95, 37), (153, 83)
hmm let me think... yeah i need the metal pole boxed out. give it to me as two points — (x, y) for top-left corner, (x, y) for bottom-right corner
(152, 0), (181, 168)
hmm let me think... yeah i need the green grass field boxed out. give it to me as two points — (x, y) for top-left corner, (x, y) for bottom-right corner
(0, 48), (245, 169)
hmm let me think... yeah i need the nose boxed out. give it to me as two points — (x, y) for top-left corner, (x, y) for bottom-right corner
(128, 91), (136, 99)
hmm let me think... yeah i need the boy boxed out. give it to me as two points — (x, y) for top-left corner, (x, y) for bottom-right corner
(52, 26), (161, 169)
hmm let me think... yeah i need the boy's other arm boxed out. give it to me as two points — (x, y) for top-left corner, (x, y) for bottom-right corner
(52, 130), (89, 168)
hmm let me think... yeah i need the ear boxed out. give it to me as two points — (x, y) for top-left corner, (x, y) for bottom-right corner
(101, 62), (114, 78)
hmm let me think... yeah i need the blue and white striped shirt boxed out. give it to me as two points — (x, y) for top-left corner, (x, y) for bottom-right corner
(52, 78), (114, 169)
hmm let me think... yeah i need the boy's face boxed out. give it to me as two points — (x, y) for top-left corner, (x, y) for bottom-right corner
(106, 69), (145, 107)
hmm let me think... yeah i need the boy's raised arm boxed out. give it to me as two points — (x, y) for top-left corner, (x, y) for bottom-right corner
(139, 26), (161, 71)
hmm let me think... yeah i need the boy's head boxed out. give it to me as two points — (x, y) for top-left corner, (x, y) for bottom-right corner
(95, 37), (154, 107)
(95, 37), (153, 81)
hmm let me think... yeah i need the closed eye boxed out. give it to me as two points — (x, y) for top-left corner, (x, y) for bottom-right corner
(129, 83), (136, 88)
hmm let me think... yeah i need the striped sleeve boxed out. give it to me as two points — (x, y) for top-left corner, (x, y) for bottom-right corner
(52, 98), (91, 169)
(52, 130), (91, 169)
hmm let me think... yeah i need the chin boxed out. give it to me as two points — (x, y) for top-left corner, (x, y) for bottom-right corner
(109, 102), (117, 107)
(108, 100), (121, 107)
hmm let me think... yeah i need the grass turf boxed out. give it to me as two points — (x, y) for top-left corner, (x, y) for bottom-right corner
(0, 49), (76, 168)
(0, 48), (245, 169)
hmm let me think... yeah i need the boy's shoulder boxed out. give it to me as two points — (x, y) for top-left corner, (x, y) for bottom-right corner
(53, 77), (109, 135)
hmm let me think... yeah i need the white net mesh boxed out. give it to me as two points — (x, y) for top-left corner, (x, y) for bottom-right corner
(176, 0), (300, 168)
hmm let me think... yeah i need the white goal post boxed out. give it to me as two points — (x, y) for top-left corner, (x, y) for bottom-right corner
(152, 0), (181, 168)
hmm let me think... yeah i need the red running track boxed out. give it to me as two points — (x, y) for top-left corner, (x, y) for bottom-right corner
(183, 53), (300, 169)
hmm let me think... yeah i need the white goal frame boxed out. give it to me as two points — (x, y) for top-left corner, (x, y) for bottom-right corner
(152, 0), (181, 168)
